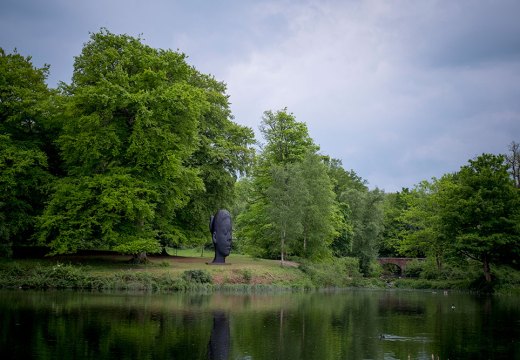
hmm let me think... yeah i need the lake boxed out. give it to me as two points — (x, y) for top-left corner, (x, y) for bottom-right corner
(0, 289), (518, 359)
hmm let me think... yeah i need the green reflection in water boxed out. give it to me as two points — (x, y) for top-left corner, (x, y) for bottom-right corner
(0, 289), (518, 359)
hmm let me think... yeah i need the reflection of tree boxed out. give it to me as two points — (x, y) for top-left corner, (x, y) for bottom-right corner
(208, 311), (230, 360)
(1, 291), (519, 359)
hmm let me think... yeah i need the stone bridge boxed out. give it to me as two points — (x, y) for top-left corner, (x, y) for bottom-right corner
(377, 257), (424, 274)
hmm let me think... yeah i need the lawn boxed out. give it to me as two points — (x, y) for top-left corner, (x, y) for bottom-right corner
(1, 248), (308, 290)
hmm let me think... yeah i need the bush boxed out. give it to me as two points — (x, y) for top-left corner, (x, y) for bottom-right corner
(339, 257), (362, 278)
(0, 244), (12, 258)
(404, 259), (425, 278)
(368, 260), (383, 277)
(299, 257), (362, 288)
(182, 269), (213, 284)
(239, 269), (253, 283)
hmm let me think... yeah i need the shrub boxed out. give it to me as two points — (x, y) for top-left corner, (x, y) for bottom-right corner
(182, 269), (213, 284)
(0, 244), (12, 258)
(240, 269), (253, 283)
(368, 260), (383, 278)
(339, 257), (362, 278)
(404, 259), (424, 278)
(299, 258), (361, 287)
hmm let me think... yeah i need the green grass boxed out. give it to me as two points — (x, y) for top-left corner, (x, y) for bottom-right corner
(0, 250), (313, 291)
(2, 250), (517, 293)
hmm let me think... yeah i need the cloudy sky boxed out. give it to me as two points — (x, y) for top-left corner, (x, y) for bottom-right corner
(2, 0), (519, 191)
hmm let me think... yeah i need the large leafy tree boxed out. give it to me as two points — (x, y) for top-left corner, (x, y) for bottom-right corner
(38, 30), (254, 260)
(0, 49), (56, 252)
(441, 154), (520, 283)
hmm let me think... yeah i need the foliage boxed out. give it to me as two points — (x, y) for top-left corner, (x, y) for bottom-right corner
(38, 172), (160, 254)
(259, 108), (317, 164)
(236, 109), (339, 263)
(299, 153), (338, 259)
(397, 179), (455, 270)
(324, 158), (364, 257)
(380, 189), (410, 257)
(440, 153), (520, 284)
(265, 162), (307, 262)
(342, 188), (384, 276)
(34, 29), (254, 257)
(182, 269), (213, 284)
(298, 257), (362, 287)
(0, 49), (60, 252)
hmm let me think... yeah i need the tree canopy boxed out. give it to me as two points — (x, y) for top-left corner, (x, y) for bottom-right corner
(1, 30), (254, 260)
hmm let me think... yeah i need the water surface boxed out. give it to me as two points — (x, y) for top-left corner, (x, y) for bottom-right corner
(0, 289), (518, 359)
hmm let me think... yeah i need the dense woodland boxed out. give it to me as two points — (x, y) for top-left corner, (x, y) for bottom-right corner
(1, 30), (519, 289)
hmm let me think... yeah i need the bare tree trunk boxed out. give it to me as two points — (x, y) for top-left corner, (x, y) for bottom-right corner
(483, 256), (492, 283)
(130, 252), (148, 264)
(435, 254), (442, 271)
(303, 228), (307, 254)
(281, 229), (285, 266)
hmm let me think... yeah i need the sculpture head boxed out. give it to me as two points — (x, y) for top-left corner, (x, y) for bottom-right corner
(209, 209), (232, 264)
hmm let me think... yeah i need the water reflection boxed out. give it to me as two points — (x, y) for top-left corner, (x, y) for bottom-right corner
(207, 311), (230, 360)
(0, 290), (518, 359)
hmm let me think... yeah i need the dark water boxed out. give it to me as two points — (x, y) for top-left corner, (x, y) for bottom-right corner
(0, 289), (518, 359)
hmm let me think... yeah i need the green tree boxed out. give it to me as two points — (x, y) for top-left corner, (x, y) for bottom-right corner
(299, 152), (337, 259)
(236, 109), (339, 262)
(325, 158), (365, 257)
(397, 179), (453, 271)
(380, 189), (410, 257)
(441, 154), (520, 284)
(0, 48), (56, 253)
(259, 108), (317, 164)
(38, 29), (254, 261)
(266, 163), (306, 264)
(343, 188), (384, 276)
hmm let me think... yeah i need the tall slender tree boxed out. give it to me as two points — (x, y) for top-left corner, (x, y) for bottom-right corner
(236, 109), (339, 262)
(342, 188), (384, 275)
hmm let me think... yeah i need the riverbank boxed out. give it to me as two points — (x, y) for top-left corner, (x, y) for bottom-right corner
(0, 250), (375, 291)
(1, 251), (518, 293)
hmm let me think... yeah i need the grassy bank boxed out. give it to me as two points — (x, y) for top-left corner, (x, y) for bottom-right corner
(1, 250), (518, 293)
(0, 250), (384, 292)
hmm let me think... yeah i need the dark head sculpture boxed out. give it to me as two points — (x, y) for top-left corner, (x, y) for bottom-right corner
(209, 209), (232, 264)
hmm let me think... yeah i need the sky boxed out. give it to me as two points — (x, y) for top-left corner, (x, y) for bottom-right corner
(2, 0), (519, 192)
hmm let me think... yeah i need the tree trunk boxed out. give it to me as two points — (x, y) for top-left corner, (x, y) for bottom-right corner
(483, 256), (492, 283)
(303, 228), (307, 254)
(435, 254), (442, 271)
(281, 230), (285, 266)
(130, 252), (148, 264)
